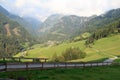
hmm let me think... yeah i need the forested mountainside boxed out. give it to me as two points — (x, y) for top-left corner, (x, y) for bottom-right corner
(0, 4), (120, 57)
(80, 8), (120, 33)
(0, 5), (41, 37)
(85, 19), (120, 46)
(39, 14), (90, 42)
(38, 8), (120, 42)
(0, 13), (33, 57)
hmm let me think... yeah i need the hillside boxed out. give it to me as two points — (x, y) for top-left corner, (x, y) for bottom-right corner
(0, 13), (33, 57)
(73, 34), (120, 62)
(39, 14), (90, 42)
(80, 8), (120, 33)
(38, 8), (120, 42)
(15, 34), (120, 62)
(23, 17), (41, 33)
(1, 5), (120, 61)
(15, 8), (120, 62)
(0, 5), (41, 37)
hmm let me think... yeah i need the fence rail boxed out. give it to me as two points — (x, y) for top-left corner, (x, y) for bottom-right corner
(0, 62), (120, 71)
(0, 57), (48, 62)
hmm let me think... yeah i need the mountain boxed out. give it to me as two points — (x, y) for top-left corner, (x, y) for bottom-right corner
(0, 5), (40, 37)
(0, 12), (34, 57)
(1, 5), (120, 43)
(0, 5), (39, 57)
(0, 5), (10, 16)
(38, 8), (120, 42)
(0, 13), (29, 38)
(83, 8), (120, 32)
(39, 14), (63, 32)
(23, 17), (41, 33)
(39, 14), (90, 42)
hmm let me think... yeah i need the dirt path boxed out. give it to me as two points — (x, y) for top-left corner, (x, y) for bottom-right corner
(92, 47), (118, 62)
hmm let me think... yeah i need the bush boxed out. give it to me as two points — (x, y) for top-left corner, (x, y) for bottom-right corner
(62, 47), (86, 61)
(51, 47), (86, 62)
(51, 53), (60, 62)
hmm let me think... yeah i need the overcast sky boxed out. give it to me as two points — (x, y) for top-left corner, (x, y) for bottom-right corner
(0, 0), (120, 21)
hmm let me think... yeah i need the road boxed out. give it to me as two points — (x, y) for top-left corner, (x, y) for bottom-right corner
(103, 57), (118, 62)
(0, 62), (112, 71)
(92, 48), (118, 63)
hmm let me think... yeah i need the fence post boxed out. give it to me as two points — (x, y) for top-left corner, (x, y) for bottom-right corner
(96, 62), (97, 66)
(45, 59), (46, 62)
(41, 62), (43, 69)
(83, 63), (85, 68)
(74, 63), (76, 68)
(57, 62), (59, 68)
(3, 57), (5, 61)
(26, 62), (28, 70)
(54, 63), (56, 68)
(102, 62), (103, 66)
(96, 62), (98, 66)
(5, 62), (7, 71)
(33, 59), (34, 62)
(18, 58), (21, 62)
(65, 62), (67, 68)
(91, 63), (92, 67)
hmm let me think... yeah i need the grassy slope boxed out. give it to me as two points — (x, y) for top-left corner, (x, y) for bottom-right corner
(74, 32), (91, 40)
(1, 65), (120, 80)
(72, 34), (120, 62)
(114, 58), (120, 62)
(93, 35), (120, 56)
(15, 41), (85, 59)
(15, 34), (120, 62)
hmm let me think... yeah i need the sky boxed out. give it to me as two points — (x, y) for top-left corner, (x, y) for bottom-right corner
(0, 0), (120, 21)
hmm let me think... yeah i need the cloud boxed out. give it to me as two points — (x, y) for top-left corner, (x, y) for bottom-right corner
(0, 0), (5, 2)
(14, 0), (25, 8)
(0, 0), (120, 21)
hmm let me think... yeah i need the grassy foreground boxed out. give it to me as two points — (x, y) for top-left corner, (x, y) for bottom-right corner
(0, 65), (120, 80)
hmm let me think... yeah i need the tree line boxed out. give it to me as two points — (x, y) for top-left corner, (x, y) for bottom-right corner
(0, 13), (35, 57)
(85, 19), (120, 46)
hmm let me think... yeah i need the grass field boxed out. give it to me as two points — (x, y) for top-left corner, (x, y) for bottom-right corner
(114, 57), (120, 62)
(0, 65), (120, 80)
(15, 34), (120, 62)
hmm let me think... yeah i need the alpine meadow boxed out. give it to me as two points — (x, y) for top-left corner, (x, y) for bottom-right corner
(0, 0), (120, 80)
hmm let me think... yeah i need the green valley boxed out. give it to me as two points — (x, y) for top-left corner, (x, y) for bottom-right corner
(0, 4), (120, 62)
(1, 1), (120, 80)
(15, 34), (120, 62)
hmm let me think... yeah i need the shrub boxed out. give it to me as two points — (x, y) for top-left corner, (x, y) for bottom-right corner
(62, 47), (86, 61)
(51, 47), (86, 62)
(51, 53), (60, 62)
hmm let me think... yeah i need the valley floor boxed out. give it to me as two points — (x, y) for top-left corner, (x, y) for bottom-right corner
(15, 34), (120, 62)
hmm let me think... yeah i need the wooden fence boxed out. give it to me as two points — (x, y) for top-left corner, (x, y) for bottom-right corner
(0, 57), (48, 62)
(0, 62), (120, 71)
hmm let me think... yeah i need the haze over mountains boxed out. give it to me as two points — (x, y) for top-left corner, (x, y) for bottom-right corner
(0, 5), (120, 57)
(39, 14), (91, 41)
(0, 6), (34, 57)
(1, 5), (120, 41)
(0, 5), (41, 36)
(38, 8), (120, 42)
